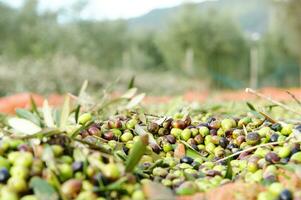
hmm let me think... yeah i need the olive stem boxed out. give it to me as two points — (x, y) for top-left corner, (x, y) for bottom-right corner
(286, 90), (301, 107)
(246, 88), (301, 115)
(215, 136), (299, 163)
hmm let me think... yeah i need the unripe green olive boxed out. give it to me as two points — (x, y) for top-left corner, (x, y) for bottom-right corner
(170, 128), (182, 139)
(78, 113), (92, 125)
(278, 146), (291, 158)
(7, 177), (27, 193)
(290, 152), (301, 163)
(221, 118), (236, 130)
(20, 195), (38, 200)
(121, 131), (133, 142)
(10, 165), (29, 179)
(51, 145), (64, 157)
(181, 129), (192, 141)
(126, 119), (138, 129)
(103, 163), (120, 181)
(58, 164), (73, 181)
(0, 187), (18, 200)
(0, 156), (11, 170)
(280, 124), (293, 136)
(132, 190), (145, 200)
(199, 126), (209, 137)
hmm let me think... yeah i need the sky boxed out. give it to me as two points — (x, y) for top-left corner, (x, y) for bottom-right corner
(2, 0), (206, 20)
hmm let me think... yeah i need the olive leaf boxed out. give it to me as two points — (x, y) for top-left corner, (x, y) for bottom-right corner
(74, 105), (81, 124)
(134, 124), (159, 147)
(225, 158), (233, 180)
(128, 76), (135, 89)
(126, 93), (145, 109)
(8, 117), (42, 135)
(43, 100), (55, 128)
(16, 108), (40, 126)
(60, 96), (70, 129)
(125, 134), (148, 172)
(30, 177), (59, 200)
(180, 140), (203, 159)
(246, 102), (256, 111)
(30, 95), (41, 117)
(121, 88), (137, 99)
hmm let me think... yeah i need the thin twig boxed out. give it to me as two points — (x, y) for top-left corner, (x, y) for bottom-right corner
(215, 136), (297, 163)
(286, 91), (301, 106)
(246, 88), (301, 115)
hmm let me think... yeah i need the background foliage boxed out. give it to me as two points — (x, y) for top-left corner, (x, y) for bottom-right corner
(0, 0), (300, 95)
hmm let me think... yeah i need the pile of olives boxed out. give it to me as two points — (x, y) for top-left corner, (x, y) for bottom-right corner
(0, 109), (301, 200)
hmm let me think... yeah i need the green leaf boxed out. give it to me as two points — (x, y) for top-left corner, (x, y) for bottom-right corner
(246, 102), (256, 111)
(128, 76), (135, 89)
(8, 117), (42, 135)
(225, 158), (233, 180)
(30, 95), (41, 117)
(60, 96), (70, 130)
(74, 105), (81, 124)
(30, 177), (59, 200)
(16, 108), (40, 126)
(43, 100), (55, 128)
(126, 93), (145, 109)
(125, 134), (148, 172)
(180, 141), (203, 159)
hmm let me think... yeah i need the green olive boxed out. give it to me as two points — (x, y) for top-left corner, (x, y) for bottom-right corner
(290, 152), (301, 163)
(121, 131), (133, 142)
(78, 113), (92, 125)
(199, 126), (209, 137)
(58, 164), (73, 181)
(278, 146), (291, 158)
(181, 129), (191, 141)
(7, 177), (27, 193)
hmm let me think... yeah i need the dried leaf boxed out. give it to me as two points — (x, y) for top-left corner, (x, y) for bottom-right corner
(126, 93), (145, 109)
(143, 181), (175, 200)
(121, 88), (137, 99)
(60, 96), (70, 129)
(79, 80), (88, 97)
(30, 177), (59, 200)
(8, 117), (42, 135)
(43, 100), (55, 128)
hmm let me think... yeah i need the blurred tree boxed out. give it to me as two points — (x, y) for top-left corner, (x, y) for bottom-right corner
(276, 0), (301, 85)
(157, 3), (249, 88)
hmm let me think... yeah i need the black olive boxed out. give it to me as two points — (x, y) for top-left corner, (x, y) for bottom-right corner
(0, 168), (10, 183)
(180, 156), (193, 164)
(219, 137), (229, 148)
(279, 189), (293, 200)
(271, 123), (282, 132)
(270, 134), (279, 142)
(265, 152), (280, 163)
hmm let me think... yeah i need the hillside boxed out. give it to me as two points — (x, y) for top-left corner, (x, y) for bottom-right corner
(128, 0), (272, 34)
